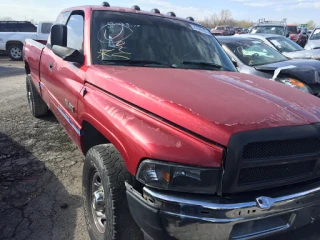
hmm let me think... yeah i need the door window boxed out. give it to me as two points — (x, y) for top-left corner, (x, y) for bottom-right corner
(66, 14), (84, 52)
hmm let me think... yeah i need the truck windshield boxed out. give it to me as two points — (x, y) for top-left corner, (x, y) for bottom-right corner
(251, 26), (285, 36)
(268, 37), (303, 53)
(91, 11), (236, 71)
(223, 40), (287, 66)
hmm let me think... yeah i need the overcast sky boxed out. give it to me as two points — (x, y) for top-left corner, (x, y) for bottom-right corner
(0, 0), (319, 24)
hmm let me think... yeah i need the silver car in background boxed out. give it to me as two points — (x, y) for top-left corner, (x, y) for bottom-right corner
(240, 34), (320, 60)
(305, 27), (320, 50)
(217, 36), (320, 96)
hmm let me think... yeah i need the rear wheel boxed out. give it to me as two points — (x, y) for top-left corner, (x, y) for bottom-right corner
(8, 44), (23, 61)
(26, 75), (48, 117)
(83, 144), (143, 240)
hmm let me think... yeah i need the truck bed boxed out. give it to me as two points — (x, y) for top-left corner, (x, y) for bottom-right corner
(24, 39), (45, 85)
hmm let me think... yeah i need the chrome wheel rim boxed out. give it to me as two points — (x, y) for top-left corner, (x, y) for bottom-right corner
(91, 171), (106, 233)
(10, 47), (22, 59)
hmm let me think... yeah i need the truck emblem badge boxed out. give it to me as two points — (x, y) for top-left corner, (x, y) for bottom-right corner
(65, 99), (75, 113)
(256, 196), (275, 209)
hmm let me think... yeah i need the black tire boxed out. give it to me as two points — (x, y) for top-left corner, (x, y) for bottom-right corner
(26, 75), (48, 117)
(8, 44), (23, 61)
(83, 144), (143, 240)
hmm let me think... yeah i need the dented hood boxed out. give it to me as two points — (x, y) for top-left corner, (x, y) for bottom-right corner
(86, 66), (320, 146)
(255, 59), (320, 84)
(283, 49), (320, 61)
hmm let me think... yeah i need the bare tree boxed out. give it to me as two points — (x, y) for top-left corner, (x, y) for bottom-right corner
(219, 10), (233, 25)
(235, 20), (254, 28)
(198, 9), (252, 29)
(306, 20), (316, 29)
(0, 17), (14, 21)
(28, 19), (38, 25)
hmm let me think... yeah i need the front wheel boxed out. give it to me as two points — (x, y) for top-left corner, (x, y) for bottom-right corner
(82, 144), (143, 240)
(8, 44), (23, 61)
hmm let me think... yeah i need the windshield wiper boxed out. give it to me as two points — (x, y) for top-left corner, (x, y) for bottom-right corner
(102, 59), (171, 67)
(182, 61), (231, 71)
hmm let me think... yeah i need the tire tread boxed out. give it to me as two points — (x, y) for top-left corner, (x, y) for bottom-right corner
(26, 75), (48, 117)
(83, 144), (142, 240)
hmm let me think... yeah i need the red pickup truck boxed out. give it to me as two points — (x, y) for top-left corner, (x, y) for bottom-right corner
(24, 3), (320, 240)
(211, 26), (233, 36)
(287, 24), (306, 47)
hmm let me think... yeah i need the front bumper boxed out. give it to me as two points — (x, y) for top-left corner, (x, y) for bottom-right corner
(126, 182), (320, 240)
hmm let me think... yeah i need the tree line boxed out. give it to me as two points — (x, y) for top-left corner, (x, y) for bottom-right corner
(197, 9), (317, 29)
(0, 17), (37, 24)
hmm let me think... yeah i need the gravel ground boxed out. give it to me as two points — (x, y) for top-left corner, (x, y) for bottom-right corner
(0, 55), (320, 240)
(0, 56), (89, 240)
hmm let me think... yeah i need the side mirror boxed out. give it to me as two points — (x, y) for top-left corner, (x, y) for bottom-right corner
(52, 45), (84, 64)
(286, 32), (290, 38)
(298, 30), (301, 34)
(50, 24), (67, 47)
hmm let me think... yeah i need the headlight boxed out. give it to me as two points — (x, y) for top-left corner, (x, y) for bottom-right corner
(277, 78), (313, 94)
(136, 159), (219, 194)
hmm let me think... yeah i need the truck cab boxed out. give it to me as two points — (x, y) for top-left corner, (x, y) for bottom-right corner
(250, 18), (289, 38)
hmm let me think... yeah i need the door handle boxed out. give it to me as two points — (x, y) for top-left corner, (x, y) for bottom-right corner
(49, 63), (53, 71)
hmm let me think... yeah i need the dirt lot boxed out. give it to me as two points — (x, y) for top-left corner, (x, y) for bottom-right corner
(0, 56), (89, 240)
(0, 55), (320, 240)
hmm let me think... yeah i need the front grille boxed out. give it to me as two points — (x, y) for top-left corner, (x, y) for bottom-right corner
(238, 160), (316, 186)
(222, 125), (320, 193)
(242, 138), (320, 160)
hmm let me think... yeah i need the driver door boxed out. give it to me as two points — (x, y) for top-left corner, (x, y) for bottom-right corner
(40, 12), (85, 147)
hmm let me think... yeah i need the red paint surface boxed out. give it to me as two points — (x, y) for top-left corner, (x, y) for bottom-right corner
(86, 65), (320, 146)
(23, 5), (320, 175)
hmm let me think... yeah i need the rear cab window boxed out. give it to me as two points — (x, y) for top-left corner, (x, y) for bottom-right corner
(41, 23), (53, 34)
(287, 26), (298, 34)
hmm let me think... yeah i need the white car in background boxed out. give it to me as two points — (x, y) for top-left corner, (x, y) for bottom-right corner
(305, 27), (320, 50)
(0, 21), (53, 60)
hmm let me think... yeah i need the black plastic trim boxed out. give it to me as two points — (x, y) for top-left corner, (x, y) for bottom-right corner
(223, 124), (320, 193)
(126, 188), (173, 240)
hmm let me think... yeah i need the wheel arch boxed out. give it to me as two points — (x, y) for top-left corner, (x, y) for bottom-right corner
(6, 41), (23, 50)
(25, 61), (31, 74)
(81, 120), (111, 155)
(80, 117), (132, 173)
